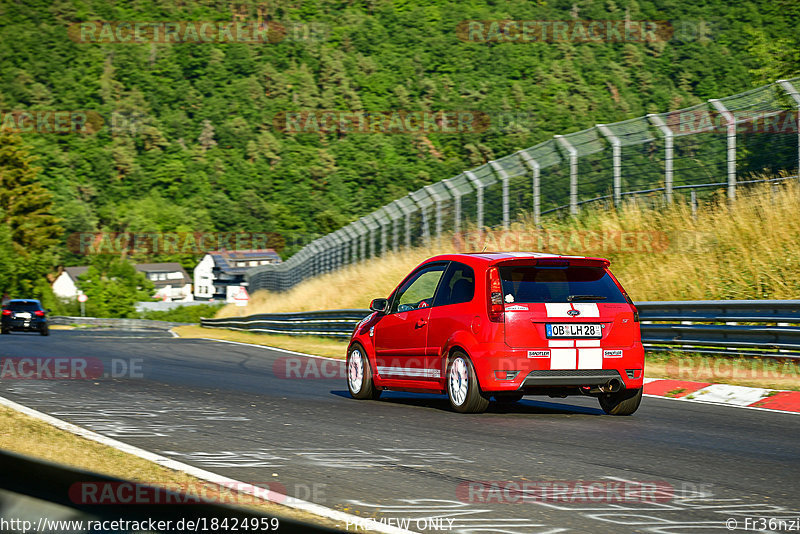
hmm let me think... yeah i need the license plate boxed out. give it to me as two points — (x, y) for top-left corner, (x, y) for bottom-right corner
(546, 323), (602, 338)
(17, 312), (31, 319)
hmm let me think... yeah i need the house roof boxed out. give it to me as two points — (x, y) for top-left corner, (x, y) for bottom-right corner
(64, 266), (89, 280)
(61, 263), (191, 287)
(208, 249), (281, 275)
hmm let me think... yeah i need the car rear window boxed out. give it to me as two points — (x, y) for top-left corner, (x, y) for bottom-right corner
(498, 266), (626, 303)
(6, 302), (42, 311)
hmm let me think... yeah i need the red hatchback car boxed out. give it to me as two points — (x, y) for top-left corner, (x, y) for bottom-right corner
(346, 252), (644, 414)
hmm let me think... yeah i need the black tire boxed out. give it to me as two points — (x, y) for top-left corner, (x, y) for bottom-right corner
(346, 344), (381, 400)
(1, 329), (9, 335)
(599, 388), (643, 415)
(446, 351), (489, 414)
(40, 326), (49, 336)
(494, 392), (524, 404)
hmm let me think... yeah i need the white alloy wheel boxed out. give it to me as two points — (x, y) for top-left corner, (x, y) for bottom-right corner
(348, 349), (364, 394)
(448, 356), (469, 406)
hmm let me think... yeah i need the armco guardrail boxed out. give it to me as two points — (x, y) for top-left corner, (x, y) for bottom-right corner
(0, 450), (343, 533)
(51, 316), (190, 330)
(201, 310), (369, 337)
(202, 300), (800, 359)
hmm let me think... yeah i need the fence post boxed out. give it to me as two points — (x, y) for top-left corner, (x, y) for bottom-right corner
(396, 197), (414, 249)
(341, 226), (353, 265)
(596, 124), (621, 207)
(442, 178), (461, 235)
(358, 221), (368, 261)
(464, 170), (484, 229)
(554, 135), (578, 215)
(347, 226), (358, 265)
(330, 233), (341, 271)
(424, 185), (444, 238)
(709, 98), (736, 201)
(647, 113), (674, 204)
(361, 216), (376, 258)
(488, 161), (510, 229)
(409, 190), (431, 244)
(518, 151), (541, 225)
(777, 79), (800, 179)
(380, 215), (388, 255)
(420, 206), (431, 243)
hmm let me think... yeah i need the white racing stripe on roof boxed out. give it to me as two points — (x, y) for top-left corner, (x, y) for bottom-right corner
(499, 252), (537, 257)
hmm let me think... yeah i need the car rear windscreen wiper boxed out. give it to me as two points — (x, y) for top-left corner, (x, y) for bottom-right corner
(567, 295), (608, 301)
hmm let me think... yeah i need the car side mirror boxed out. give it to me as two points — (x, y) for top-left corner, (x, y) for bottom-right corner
(369, 298), (388, 314)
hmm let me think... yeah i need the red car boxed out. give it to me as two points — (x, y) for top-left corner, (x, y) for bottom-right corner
(346, 252), (644, 414)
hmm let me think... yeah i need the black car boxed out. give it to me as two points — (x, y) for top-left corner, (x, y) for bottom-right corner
(1, 299), (49, 336)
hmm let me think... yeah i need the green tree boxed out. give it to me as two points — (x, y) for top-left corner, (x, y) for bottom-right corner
(0, 133), (62, 254)
(77, 257), (154, 318)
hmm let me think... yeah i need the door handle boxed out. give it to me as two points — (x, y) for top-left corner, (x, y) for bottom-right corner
(415, 318), (427, 328)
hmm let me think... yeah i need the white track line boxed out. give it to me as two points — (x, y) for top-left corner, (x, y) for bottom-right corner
(643, 393), (800, 416)
(180, 334), (344, 361)
(0, 395), (415, 534)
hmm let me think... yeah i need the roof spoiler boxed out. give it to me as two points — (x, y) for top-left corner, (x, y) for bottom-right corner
(495, 257), (611, 268)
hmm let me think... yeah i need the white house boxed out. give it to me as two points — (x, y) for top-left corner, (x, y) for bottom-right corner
(53, 263), (193, 302)
(52, 266), (89, 300)
(194, 249), (281, 302)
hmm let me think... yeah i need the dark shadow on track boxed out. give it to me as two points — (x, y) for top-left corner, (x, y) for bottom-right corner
(331, 390), (604, 415)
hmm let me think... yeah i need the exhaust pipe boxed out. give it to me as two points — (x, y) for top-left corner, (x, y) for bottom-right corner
(588, 378), (623, 394)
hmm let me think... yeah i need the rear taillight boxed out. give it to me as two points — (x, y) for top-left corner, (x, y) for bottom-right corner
(487, 267), (504, 323)
(1, 310), (10, 316)
(34, 310), (44, 317)
(621, 291), (639, 322)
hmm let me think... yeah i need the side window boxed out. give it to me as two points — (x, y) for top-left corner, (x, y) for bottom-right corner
(433, 262), (475, 307)
(391, 263), (447, 313)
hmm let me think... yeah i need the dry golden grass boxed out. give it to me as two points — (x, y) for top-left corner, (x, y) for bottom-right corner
(0, 406), (350, 528)
(220, 180), (800, 316)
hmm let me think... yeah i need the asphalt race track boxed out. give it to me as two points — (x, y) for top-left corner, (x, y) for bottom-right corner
(2, 330), (799, 533)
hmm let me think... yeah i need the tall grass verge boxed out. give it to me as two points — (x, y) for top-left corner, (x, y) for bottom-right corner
(219, 180), (800, 316)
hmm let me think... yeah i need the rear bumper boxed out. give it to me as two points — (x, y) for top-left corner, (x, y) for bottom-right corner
(522, 369), (624, 387)
(2, 319), (47, 331)
(469, 342), (644, 393)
